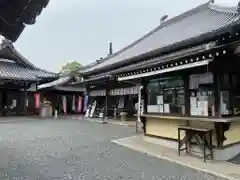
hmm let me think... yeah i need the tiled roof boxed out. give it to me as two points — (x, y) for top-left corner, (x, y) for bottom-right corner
(33, 68), (58, 79)
(38, 76), (71, 89)
(80, 42), (216, 81)
(79, 2), (240, 74)
(0, 40), (58, 80)
(0, 61), (37, 81)
(0, 61), (57, 81)
(54, 86), (85, 92)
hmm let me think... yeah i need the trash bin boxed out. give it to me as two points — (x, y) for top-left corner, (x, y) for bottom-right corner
(120, 112), (128, 121)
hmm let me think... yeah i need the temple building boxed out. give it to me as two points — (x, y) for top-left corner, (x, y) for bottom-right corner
(75, 2), (240, 160)
(0, 39), (57, 116)
(38, 75), (85, 116)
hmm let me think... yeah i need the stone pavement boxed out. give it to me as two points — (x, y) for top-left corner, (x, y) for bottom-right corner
(112, 135), (240, 180)
(60, 115), (141, 129)
(0, 118), (229, 179)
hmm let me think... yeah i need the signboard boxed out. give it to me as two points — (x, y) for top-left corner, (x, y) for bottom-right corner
(34, 93), (40, 108)
(189, 73), (213, 89)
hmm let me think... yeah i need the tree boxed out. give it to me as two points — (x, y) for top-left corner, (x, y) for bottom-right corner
(60, 61), (81, 74)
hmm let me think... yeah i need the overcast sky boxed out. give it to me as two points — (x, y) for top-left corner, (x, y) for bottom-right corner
(15, 0), (238, 72)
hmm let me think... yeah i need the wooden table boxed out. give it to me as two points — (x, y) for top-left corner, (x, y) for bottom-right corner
(178, 126), (213, 162)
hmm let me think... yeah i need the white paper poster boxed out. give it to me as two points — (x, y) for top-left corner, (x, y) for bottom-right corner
(191, 107), (197, 116)
(190, 97), (197, 116)
(159, 105), (164, 113)
(221, 103), (227, 115)
(157, 96), (163, 105)
(198, 101), (208, 116)
(118, 97), (124, 108)
(164, 104), (170, 113)
(147, 105), (159, 113)
(190, 97), (197, 107)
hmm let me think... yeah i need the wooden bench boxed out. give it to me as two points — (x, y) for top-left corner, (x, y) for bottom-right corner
(178, 126), (213, 162)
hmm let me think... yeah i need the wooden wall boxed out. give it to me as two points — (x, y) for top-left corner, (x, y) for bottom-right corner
(145, 118), (187, 140)
(145, 117), (240, 147)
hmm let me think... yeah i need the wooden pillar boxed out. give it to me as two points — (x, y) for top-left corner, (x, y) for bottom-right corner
(84, 84), (90, 114)
(213, 68), (224, 148)
(142, 78), (148, 113)
(229, 73), (234, 115)
(141, 78), (147, 134)
(24, 82), (28, 117)
(1, 91), (6, 116)
(213, 72), (221, 118)
(183, 74), (190, 116)
(104, 80), (110, 119)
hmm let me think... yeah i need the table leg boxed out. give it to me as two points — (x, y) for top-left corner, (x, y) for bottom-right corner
(204, 134), (206, 162)
(209, 131), (213, 160)
(178, 129), (181, 156)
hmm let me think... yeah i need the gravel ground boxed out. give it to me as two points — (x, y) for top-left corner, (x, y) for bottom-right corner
(0, 118), (227, 180)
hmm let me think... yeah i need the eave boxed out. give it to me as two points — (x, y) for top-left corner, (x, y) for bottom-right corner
(0, 0), (50, 41)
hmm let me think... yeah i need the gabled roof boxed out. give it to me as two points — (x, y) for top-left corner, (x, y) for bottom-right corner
(0, 39), (39, 69)
(79, 2), (240, 75)
(0, 60), (55, 81)
(0, 39), (58, 80)
(0, 0), (50, 41)
(37, 75), (85, 92)
(38, 76), (72, 90)
(0, 60), (37, 81)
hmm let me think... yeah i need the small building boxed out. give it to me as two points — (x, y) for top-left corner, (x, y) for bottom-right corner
(76, 2), (240, 160)
(0, 39), (58, 116)
(38, 75), (85, 116)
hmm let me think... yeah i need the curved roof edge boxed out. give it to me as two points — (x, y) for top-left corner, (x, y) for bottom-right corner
(0, 39), (58, 77)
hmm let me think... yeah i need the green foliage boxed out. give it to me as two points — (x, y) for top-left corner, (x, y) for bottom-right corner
(60, 61), (81, 74)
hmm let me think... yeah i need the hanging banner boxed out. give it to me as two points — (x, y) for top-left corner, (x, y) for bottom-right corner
(84, 96), (88, 112)
(77, 96), (83, 112)
(26, 99), (28, 107)
(72, 95), (76, 111)
(62, 96), (67, 115)
(34, 93), (40, 108)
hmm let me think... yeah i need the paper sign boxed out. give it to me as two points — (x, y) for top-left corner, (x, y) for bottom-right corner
(164, 104), (170, 113)
(34, 93), (40, 108)
(157, 96), (163, 105)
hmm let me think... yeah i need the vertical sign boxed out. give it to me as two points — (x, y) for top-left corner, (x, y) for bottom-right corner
(84, 96), (88, 112)
(34, 93), (40, 108)
(72, 95), (76, 111)
(77, 96), (83, 113)
(62, 96), (67, 115)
